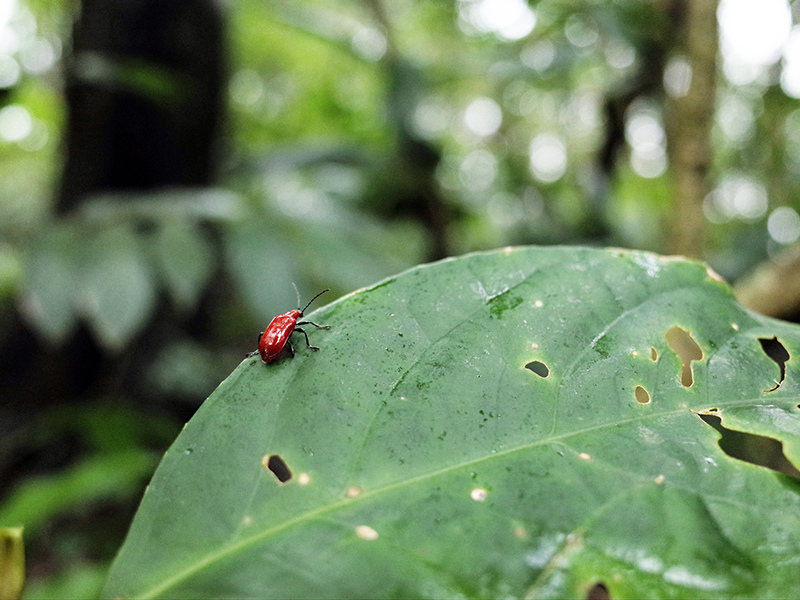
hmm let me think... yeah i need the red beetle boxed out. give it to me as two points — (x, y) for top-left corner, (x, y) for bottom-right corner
(249, 289), (331, 364)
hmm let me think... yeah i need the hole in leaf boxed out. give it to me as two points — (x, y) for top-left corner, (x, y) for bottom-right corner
(664, 326), (703, 387)
(525, 361), (549, 378)
(586, 582), (611, 600)
(758, 336), (790, 392)
(264, 454), (292, 483)
(698, 413), (800, 478)
(650, 347), (658, 362)
(634, 385), (651, 404)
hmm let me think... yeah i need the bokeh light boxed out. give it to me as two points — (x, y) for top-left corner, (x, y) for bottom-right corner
(718, 0), (792, 84)
(464, 97), (503, 137)
(528, 133), (567, 183)
(459, 0), (537, 41)
(767, 206), (800, 244)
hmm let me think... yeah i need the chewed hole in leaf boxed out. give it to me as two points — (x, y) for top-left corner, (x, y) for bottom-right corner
(263, 454), (292, 483)
(634, 385), (651, 404)
(698, 413), (800, 478)
(525, 361), (549, 378)
(758, 336), (790, 392)
(585, 582), (611, 600)
(664, 326), (703, 387)
(650, 347), (658, 362)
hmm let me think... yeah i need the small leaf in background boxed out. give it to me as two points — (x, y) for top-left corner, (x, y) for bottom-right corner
(146, 340), (227, 400)
(0, 526), (25, 600)
(78, 225), (157, 351)
(20, 224), (81, 344)
(224, 217), (299, 323)
(103, 247), (800, 599)
(152, 222), (215, 311)
(22, 564), (106, 600)
(0, 452), (157, 536)
(0, 243), (23, 300)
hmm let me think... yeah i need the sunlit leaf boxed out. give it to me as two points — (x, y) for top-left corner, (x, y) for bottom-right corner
(104, 246), (800, 598)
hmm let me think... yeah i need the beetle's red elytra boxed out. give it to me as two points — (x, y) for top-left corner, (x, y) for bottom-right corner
(248, 289), (331, 364)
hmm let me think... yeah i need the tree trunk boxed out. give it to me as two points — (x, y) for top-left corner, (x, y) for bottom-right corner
(59, 0), (225, 212)
(666, 0), (718, 258)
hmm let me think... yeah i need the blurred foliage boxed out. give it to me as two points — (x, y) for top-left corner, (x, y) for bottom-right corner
(0, 526), (25, 600)
(2, 0), (800, 596)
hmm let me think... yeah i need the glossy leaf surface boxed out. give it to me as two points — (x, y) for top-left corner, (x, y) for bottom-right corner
(104, 247), (800, 599)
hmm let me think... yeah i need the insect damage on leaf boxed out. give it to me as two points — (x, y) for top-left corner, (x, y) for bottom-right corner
(262, 454), (292, 483)
(697, 412), (800, 478)
(525, 360), (549, 378)
(634, 385), (651, 404)
(758, 336), (790, 392)
(470, 487), (488, 501)
(355, 525), (379, 541)
(664, 326), (703, 387)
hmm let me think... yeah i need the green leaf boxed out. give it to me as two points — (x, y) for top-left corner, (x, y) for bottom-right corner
(23, 563), (106, 600)
(153, 222), (214, 311)
(0, 451), (156, 535)
(103, 247), (800, 599)
(224, 217), (298, 323)
(21, 224), (81, 343)
(79, 225), (157, 351)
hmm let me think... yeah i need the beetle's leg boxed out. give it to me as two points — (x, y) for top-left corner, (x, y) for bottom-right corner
(286, 340), (295, 358)
(296, 321), (330, 330)
(294, 327), (320, 351)
(246, 331), (264, 357)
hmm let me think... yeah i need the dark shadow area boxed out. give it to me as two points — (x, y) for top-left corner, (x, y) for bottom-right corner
(758, 337), (790, 392)
(586, 582), (611, 600)
(698, 413), (800, 479)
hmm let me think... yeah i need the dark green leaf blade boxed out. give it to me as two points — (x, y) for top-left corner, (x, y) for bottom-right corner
(103, 246), (800, 599)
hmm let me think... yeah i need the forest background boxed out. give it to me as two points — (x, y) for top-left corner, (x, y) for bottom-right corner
(2, 0), (800, 596)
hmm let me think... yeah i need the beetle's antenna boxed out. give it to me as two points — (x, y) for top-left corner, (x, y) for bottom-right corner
(301, 289), (330, 314)
(291, 282), (301, 309)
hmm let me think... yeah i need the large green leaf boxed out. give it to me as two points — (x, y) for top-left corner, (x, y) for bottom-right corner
(103, 246), (800, 599)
